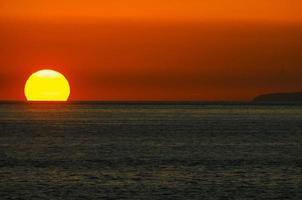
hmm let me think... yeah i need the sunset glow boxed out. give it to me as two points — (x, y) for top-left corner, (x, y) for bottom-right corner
(24, 70), (70, 101)
(0, 1), (302, 101)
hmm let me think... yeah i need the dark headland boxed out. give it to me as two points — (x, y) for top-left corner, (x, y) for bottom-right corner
(253, 92), (302, 103)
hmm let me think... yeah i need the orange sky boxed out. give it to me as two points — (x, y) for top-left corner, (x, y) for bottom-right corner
(1, 0), (302, 22)
(0, 1), (302, 101)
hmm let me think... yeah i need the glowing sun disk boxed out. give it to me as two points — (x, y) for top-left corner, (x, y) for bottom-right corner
(25, 69), (70, 101)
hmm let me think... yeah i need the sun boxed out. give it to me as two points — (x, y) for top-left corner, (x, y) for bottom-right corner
(25, 69), (70, 101)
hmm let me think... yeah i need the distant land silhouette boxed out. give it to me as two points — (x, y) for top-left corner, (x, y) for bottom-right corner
(253, 92), (302, 102)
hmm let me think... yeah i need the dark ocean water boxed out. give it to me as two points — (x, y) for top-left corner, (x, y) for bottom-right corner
(0, 102), (301, 199)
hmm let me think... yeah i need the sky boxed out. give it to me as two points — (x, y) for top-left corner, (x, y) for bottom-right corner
(0, 0), (302, 101)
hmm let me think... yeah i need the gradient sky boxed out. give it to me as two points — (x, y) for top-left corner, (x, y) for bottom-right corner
(0, 0), (302, 100)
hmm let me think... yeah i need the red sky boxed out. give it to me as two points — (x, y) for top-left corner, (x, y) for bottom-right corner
(0, 1), (302, 101)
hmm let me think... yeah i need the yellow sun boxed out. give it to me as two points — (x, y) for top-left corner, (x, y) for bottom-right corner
(25, 69), (70, 101)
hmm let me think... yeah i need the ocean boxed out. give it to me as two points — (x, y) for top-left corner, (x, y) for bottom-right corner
(0, 102), (301, 199)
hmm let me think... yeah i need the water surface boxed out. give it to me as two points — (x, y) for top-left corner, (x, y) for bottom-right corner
(0, 102), (301, 199)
